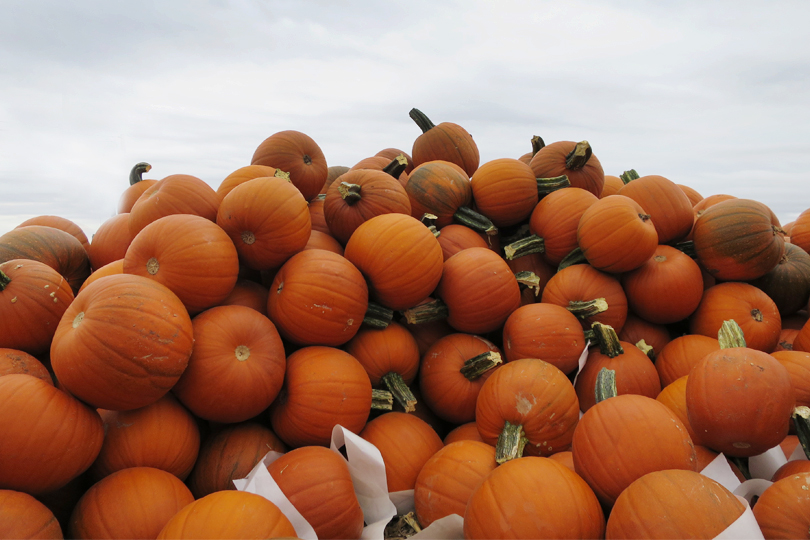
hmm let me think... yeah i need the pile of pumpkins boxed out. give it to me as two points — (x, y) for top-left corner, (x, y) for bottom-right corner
(2, 107), (810, 539)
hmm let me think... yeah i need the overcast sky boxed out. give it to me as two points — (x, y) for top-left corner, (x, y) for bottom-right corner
(1, 0), (809, 239)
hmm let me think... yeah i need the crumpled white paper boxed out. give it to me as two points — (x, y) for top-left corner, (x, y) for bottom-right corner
(712, 496), (765, 540)
(700, 452), (766, 539)
(748, 445), (788, 480)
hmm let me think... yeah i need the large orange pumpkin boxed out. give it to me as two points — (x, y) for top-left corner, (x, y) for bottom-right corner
(16, 215), (89, 252)
(0, 489), (63, 539)
(216, 164), (280, 199)
(752, 472), (810, 539)
(409, 108), (479, 176)
(655, 334), (720, 387)
(529, 140), (605, 197)
(406, 160), (473, 228)
(128, 174), (220, 237)
(616, 174), (694, 244)
(470, 158), (538, 227)
(527, 186), (599, 266)
(251, 129), (328, 202)
(86, 214), (133, 271)
(0, 347), (52, 384)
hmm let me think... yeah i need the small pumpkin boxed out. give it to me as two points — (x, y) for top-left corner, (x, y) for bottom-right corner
(0, 489), (63, 539)
(470, 158), (538, 227)
(409, 108), (479, 176)
(752, 472), (810, 539)
(529, 140), (605, 197)
(128, 174), (220, 237)
(86, 214), (133, 271)
(251, 129), (328, 202)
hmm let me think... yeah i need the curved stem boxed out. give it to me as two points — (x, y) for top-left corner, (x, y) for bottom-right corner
(420, 213), (440, 237)
(381, 372), (417, 413)
(382, 155), (408, 178)
(635, 339), (655, 361)
(565, 141), (592, 170)
(530, 135), (545, 157)
(409, 108), (436, 133)
(718, 319), (746, 348)
(453, 206), (498, 237)
(567, 298), (608, 319)
(515, 271), (540, 296)
(129, 162), (151, 185)
(460, 351), (502, 380)
(537, 175), (571, 197)
(338, 182), (362, 205)
(495, 420), (528, 464)
(558, 247), (587, 271)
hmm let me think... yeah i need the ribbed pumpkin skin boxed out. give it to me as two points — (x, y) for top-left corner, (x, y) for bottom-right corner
(216, 176), (311, 271)
(656, 376), (704, 446)
(678, 183), (704, 206)
(689, 281), (781, 353)
(17, 215), (89, 252)
(414, 440), (497, 527)
(617, 175), (694, 244)
(128, 174), (220, 237)
(502, 303), (586, 374)
(268, 446), (365, 540)
(0, 375), (104, 495)
(749, 242), (810, 316)
(50, 274), (194, 411)
(572, 394), (698, 507)
(686, 347), (795, 457)
(0, 347), (52, 383)
(188, 422), (287, 498)
(606, 469), (744, 539)
(376, 147), (415, 174)
(172, 305), (286, 423)
(419, 333), (501, 424)
(436, 224), (489, 261)
(693, 198), (785, 281)
(217, 278), (269, 315)
(795, 318), (810, 353)
(251, 129), (328, 202)
(406, 160), (472, 227)
(0, 259), (74, 356)
(308, 195), (330, 235)
(541, 263), (629, 333)
(443, 422), (484, 444)
(359, 412), (444, 492)
(476, 358), (580, 457)
(0, 225), (90, 294)
(529, 187), (599, 266)
(529, 140), (605, 197)
(791, 208), (810, 254)
(621, 245), (704, 324)
(87, 213), (132, 271)
(771, 350), (810, 408)
(69, 467), (194, 540)
(345, 321), (420, 385)
(577, 195), (659, 274)
(304, 229), (344, 255)
(344, 213), (443, 310)
(753, 472), (810, 539)
(464, 456), (605, 539)
(771, 460), (810, 482)
(411, 120), (479, 177)
(216, 164), (278, 199)
(156, 491), (297, 539)
(618, 313), (671, 359)
(90, 394), (200, 481)
(436, 247), (521, 334)
(350, 155), (408, 186)
(324, 168), (412, 244)
(270, 346), (372, 447)
(655, 334), (720, 387)
(470, 158), (538, 227)
(267, 249), (368, 346)
(78, 260), (124, 293)
(118, 179), (157, 214)
(0, 489), (62, 539)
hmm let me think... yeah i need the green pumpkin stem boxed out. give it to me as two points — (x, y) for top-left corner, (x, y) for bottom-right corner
(591, 322), (624, 358)
(537, 175), (571, 197)
(514, 271), (540, 297)
(129, 162), (151, 186)
(382, 155), (408, 179)
(718, 319), (747, 349)
(565, 141), (593, 171)
(400, 298), (449, 325)
(674, 240), (697, 259)
(495, 420), (528, 465)
(337, 182), (362, 205)
(635, 339), (655, 361)
(503, 235), (545, 261)
(409, 108), (436, 133)
(371, 389), (394, 411)
(420, 213), (440, 238)
(594, 367), (618, 404)
(567, 298), (608, 320)
(620, 169), (640, 184)
(453, 206), (498, 237)
(530, 135), (546, 157)
(381, 372), (417, 413)
(792, 406), (810, 460)
(363, 302), (394, 329)
(460, 351), (502, 381)
(0, 269), (12, 291)
(558, 247), (587, 271)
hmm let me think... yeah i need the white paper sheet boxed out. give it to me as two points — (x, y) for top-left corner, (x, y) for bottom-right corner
(748, 445), (788, 480)
(713, 496), (765, 540)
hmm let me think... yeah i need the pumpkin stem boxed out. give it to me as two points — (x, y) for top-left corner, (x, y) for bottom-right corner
(385, 511), (422, 537)
(420, 213), (440, 238)
(363, 302), (394, 329)
(274, 169), (291, 182)
(382, 155), (408, 179)
(558, 247), (587, 271)
(583, 328), (595, 343)
(338, 182), (362, 205)
(371, 388), (394, 411)
(674, 240), (697, 259)
(567, 298), (608, 320)
(635, 339), (655, 361)
(537, 175), (571, 198)
(453, 206), (498, 237)
(495, 420), (528, 464)
(530, 135), (545, 157)
(460, 351), (502, 381)
(381, 372), (417, 413)
(620, 169), (640, 184)
(0, 269), (11, 291)
(718, 319), (746, 349)
(565, 141), (593, 171)
(514, 271), (540, 296)
(503, 235), (545, 260)
(400, 298), (449, 324)
(792, 406), (810, 460)
(129, 162), (151, 185)
(591, 322), (624, 358)
(409, 108), (436, 133)
(594, 367), (618, 403)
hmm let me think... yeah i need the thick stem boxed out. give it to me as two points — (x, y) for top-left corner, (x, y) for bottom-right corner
(338, 182), (362, 205)
(558, 247), (587, 271)
(274, 169), (291, 181)
(504, 235), (545, 260)
(515, 271), (540, 297)
(0, 269), (10, 291)
(460, 351), (502, 380)
(594, 367), (618, 403)
(381, 372), (417, 413)
(129, 162), (151, 185)
(495, 420), (528, 465)
(620, 169), (640, 184)
(567, 298), (608, 319)
(537, 175), (571, 197)
(385, 512), (422, 538)
(401, 298), (449, 324)
(674, 240), (697, 259)
(718, 319), (746, 349)
(591, 322), (624, 358)
(565, 141), (592, 171)
(453, 206), (498, 237)
(635, 339), (655, 361)
(793, 406), (810, 460)
(382, 155), (408, 179)
(364, 302), (394, 329)
(371, 389), (393, 411)
(409, 108), (436, 133)
(530, 135), (545, 157)
(419, 213), (440, 238)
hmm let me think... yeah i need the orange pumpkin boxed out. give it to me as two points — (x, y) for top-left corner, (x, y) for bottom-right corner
(410, 108), (479, 176)
(16, 215), (89, 252)
(470, 158), (538, 227)
(752, 472), (810, 539)
(435, 224), (489, 261)
(0, 489), (62, 539)
(216, 164), (279, 199)
(529, 140), (605, 197)
(655, 334), (720, 387)
(617, 174), (694, 244)
(502, 303), (586, 374)
(406, 160), (472, 228)
(86, 214), (132, 271)
(128, 174), (220, 237)
(251, 129), (328, 202)
(0, 347), (52, 384)
(528, 186), (599, 266)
